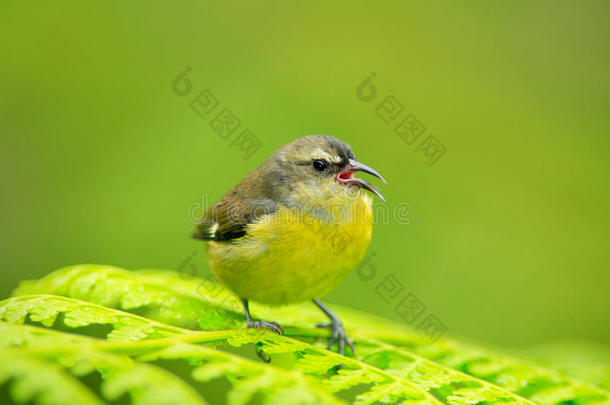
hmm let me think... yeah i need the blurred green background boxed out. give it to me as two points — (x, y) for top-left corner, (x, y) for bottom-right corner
(1, 1), (608, 349)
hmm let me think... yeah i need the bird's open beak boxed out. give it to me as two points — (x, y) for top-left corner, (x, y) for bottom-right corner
(336, 159), (386, 201)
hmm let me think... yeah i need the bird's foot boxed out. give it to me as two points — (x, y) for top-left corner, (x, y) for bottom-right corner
(317, 320), (355, 356)
(247, 320), (283, 363)
(247, 320), (284, 335)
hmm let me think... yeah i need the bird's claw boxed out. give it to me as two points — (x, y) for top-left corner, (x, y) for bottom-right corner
(247, 320), (284, 335)
(317, 321), (355, 356)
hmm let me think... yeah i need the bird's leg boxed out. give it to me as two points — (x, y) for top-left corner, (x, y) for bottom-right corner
(243, 299), (284, 334)
(242, 299), (283, 363)
(313, 298), (355, 356)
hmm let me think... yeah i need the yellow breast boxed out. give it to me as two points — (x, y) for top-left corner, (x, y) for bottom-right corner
(207, 190), (373, 305)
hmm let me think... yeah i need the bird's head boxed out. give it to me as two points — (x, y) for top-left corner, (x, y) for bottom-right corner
(267, 135), (386, 202)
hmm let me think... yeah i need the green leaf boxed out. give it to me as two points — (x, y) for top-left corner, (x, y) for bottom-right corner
(0, 349), (104, 405)
(14, 265), (243, 330)
(5, 264), (609, 405)
(365, 331), (610, 405)
(0, 322), (206, 405)
(0, 295), (189, 341)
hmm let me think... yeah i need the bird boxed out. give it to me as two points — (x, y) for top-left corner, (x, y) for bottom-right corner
(193, 135), (385, 358)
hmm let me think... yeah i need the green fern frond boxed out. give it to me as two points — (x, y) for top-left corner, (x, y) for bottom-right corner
(354, 336), (534, 405)
(0, 321), (341, 405)
(4, 264), (609, 405)
(0, 349), (104, 405)
(136, 341), (346, 405)
(0, 322), (206, 405)
(0, 296), (441, 405)
(0, 294), (189, 341)
(362, 331), (610, 405)
(14, 265), (243, 330)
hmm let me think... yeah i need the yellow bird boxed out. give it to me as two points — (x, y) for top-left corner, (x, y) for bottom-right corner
(193, 135), (385, 357)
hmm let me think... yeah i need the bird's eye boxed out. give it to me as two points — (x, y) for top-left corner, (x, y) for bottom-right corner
(312, 159), (328, 172)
